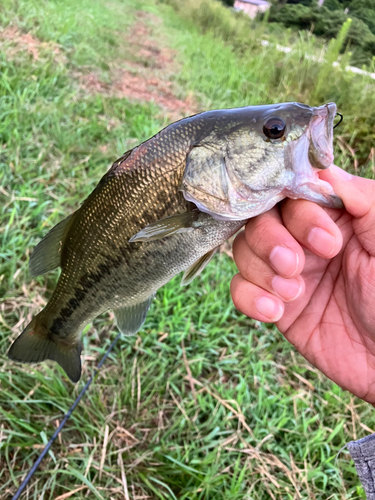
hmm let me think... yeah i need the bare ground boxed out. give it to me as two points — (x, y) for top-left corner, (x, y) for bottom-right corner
(0, 25), (66, 63)
(80, 11), (197, 121)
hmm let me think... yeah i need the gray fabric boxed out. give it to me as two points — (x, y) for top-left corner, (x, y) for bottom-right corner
(348, 433), (375, 499)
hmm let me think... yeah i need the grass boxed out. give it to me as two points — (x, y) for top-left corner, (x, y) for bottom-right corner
(1, 0), (375, 498)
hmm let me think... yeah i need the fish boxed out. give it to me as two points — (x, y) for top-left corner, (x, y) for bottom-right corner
(8, 101), (343, 382)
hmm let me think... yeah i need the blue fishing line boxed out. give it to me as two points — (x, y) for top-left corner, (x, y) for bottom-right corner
(11, 332), (122, 500)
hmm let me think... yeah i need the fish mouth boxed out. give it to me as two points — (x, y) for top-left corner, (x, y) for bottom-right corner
(309, 102), (336, 169)
(284, 102), (344, 210)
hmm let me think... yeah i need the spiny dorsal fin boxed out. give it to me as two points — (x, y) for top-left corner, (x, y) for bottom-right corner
(7, 318), (82, 383)
(105, 148), (134, 177)
(181, 248), (217, 286)
(114, 295), (154, 336)
(129, 212), (200, 243)
(29, 213), (74, 277)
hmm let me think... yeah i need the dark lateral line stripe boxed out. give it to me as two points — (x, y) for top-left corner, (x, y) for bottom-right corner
(50, 252), (129, 335)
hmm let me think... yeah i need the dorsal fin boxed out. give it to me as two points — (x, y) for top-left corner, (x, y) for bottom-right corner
(29, 213), (74, 277)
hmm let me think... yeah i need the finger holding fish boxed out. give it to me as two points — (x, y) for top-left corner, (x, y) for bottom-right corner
(280, 198), (343, 259)
(233, 230), (305, 302)
(231, 195), (344, 323)
(230, 273), (285, 323)
(239, 207), (305, 278)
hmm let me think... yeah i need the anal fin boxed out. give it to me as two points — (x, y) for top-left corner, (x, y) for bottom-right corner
(181, 248), (217, 286)
(114, 295), (154, 336)
(30, 213), (74, 277)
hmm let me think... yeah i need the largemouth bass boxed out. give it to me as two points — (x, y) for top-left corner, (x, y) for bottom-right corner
(8, 102), (343, 382)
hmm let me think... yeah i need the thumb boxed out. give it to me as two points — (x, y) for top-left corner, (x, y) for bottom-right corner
(319, 165), (375, 254)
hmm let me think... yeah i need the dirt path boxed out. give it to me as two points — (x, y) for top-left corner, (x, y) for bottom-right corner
(1, 11), (197, 120)
(0, 11), (198, 120)
(0, 25), (66, 63)
(80, 10), (197, 121)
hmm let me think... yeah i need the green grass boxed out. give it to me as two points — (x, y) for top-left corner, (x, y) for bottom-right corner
(1, 0), (374, 498)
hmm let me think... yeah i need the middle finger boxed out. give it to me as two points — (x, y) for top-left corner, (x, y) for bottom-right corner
(233, 231), (305, 302)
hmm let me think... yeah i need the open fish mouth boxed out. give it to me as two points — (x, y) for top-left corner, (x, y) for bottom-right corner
(284, 102), (343, 210)
(309, 102), (336, 169)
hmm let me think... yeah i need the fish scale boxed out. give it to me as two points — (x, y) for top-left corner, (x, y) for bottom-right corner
(8, 102), (343, 382)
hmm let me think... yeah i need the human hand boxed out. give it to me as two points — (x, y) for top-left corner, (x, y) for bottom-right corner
(231, 165), (375, 403)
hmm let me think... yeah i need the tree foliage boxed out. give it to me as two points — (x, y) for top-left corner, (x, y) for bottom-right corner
(268, 0), (375, 64)
(349, 0), (375, 34)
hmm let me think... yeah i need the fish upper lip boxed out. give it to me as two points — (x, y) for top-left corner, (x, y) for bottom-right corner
(310, 103), (336, 168)
(312, 102), (336, 118)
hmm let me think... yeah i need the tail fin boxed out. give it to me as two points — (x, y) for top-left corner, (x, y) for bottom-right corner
(7, 318), (82, 383)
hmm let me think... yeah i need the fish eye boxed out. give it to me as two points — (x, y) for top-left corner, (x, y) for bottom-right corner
(263, 117), (286, 140)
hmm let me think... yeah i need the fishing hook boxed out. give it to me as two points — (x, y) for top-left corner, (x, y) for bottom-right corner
(333, 112), (343, 129)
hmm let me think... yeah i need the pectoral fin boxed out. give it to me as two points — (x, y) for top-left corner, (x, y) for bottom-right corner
(181, 248), (217, 286)
(129, 212), (201, 243)
(30, 213), (74, 277)
(114, 295), (155, 336)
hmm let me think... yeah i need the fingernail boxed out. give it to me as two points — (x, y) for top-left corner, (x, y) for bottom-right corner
(307, 227), (336, 257)
(330, 164), (352, 180)
(255, 296), (283, 322)
(272, 276), (302, 301)
(269, 246), (299, 277)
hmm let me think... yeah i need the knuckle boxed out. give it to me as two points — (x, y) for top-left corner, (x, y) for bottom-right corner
(230, 276), (246, 308)
(232, 232), (246, 261)
(249, 212), (272, 235)
(282, 200), (312, 236)
(247, 216), (267, 240)
(242, 257), (257, 282)
(233, 243), (259, 281)
(282, 198), (302, 221)
(246, 214), (278, 255)
(233, 229), (245, 249)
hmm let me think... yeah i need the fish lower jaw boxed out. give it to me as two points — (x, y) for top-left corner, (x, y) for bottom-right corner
(283, 176), (343, 209)
(309, 150), (334, 170)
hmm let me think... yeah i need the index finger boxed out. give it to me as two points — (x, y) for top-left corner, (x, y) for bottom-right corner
(319, 165), (375, 256)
